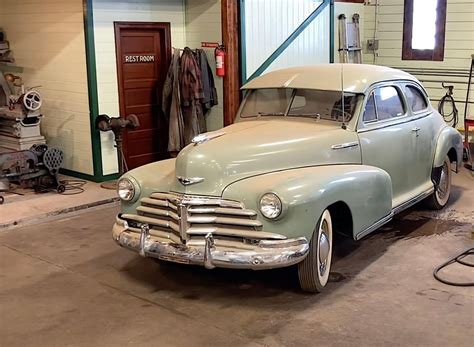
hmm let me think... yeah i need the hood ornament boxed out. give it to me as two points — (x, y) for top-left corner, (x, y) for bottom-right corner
(177, 176), (205, 186)
(192, 131), (226, 145)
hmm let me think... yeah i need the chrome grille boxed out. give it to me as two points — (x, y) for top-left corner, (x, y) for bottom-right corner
(121, 192), (286, 243)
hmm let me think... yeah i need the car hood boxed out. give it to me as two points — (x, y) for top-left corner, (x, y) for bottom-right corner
(171, 118), (361, 196)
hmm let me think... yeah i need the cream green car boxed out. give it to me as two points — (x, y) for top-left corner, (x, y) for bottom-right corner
(113, 64), (463, 292)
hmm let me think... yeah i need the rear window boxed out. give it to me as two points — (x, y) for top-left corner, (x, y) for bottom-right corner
(405, 85), (428, 112)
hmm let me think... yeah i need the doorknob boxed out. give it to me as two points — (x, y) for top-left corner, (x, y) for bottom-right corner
(412, 126), (421, 136)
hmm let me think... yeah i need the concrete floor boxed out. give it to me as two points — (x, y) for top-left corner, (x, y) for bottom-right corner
(0, 176), (118, 229)
(0, 170), (473, 346)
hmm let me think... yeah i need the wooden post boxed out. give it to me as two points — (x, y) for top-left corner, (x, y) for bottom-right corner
(222, 0), (241, 126)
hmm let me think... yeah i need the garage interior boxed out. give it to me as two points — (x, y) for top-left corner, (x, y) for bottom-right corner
(0, 0), (473, 346)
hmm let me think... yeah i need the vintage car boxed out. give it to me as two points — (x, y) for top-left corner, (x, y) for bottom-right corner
(112, 64), (463, 292)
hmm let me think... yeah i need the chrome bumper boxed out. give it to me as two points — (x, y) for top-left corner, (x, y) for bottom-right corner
(112, 217), (309, 270)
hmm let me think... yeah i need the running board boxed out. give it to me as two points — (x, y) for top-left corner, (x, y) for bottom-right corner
(392, 187), (434, 215)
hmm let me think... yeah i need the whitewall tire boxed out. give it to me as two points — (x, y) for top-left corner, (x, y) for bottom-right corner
(298, 209), (333, 293)
(426, 157), (452, 210)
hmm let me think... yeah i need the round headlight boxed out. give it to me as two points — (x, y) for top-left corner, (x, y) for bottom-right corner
(117, 178), (135, 201)
(260, 193), (282, 219)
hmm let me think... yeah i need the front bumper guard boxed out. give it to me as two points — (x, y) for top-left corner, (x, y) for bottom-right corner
(113, 218), (309, 270)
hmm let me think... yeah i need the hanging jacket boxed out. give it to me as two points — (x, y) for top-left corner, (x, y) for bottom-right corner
(196, 49), (218, 112)
(162, 49), (185, 152)
(180, 47), (204, 107)
(180, 47), (206, 142)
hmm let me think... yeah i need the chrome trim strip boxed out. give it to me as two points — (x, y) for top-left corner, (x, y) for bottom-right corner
(178, 203), (188, 242)
(192, 131), (226, 145)
(331, 141), (359, 150)
(177, 176), (205, 186)
(392, 187), (434, 215)
(149, 192), (244, 209)
(187, 206), (257, 217)
(355, 213), (393, 241)
(355, 187), (435, 240)
(358, 112), (433, 134)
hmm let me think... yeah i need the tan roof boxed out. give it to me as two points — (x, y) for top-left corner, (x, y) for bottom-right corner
(242, 64), (419, 93)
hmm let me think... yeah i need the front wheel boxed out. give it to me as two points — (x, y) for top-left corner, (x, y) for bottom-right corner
(298, 209), (333, 293)
(426, 157), (452, 210)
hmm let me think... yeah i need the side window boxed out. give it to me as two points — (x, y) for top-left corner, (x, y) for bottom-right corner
(405, 85), (428, 112)
(363, 93), (377, 122)
(373, 86), (405, 120)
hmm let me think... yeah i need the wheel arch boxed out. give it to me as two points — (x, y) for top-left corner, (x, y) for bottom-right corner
(327, 201), (353, 238)
(433, 126), (463, 172)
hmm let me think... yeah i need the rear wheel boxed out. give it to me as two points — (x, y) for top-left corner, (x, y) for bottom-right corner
(298, 209), (333, 293)
(426, 157), (452, 210)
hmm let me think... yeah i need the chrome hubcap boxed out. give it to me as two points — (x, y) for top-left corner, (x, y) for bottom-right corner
(318, 227), (330, 276)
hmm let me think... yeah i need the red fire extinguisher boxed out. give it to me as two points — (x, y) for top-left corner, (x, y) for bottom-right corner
(215, 45), (225, 77)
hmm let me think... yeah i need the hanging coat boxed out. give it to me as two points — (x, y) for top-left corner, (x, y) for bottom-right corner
(180, 47), (205, 143)
(196, 49), (218, 113)
(162, 49), (185, 152)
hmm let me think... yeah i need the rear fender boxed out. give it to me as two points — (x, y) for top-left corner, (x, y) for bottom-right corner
(222, 165), (392, 240)
(434, 126), (463, 171)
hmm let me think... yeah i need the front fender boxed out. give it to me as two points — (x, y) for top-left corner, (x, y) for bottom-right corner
(434, 126), (463, 171)
(222, 165), (392, 240)
(120, 159), (176, 214)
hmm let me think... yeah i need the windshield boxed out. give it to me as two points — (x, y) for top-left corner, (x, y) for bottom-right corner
(240, 88), (360, 122)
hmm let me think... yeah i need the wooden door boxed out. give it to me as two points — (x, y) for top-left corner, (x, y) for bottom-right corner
(114, 22), (171, 169)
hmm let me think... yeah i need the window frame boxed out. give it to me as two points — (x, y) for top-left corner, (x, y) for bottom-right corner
(361, 84), (407, 125)
(403, 83), (430, 115)
(402, 0), (447, 61)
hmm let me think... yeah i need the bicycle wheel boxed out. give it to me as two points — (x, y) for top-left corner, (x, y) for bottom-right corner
(438, 95), (458, 128)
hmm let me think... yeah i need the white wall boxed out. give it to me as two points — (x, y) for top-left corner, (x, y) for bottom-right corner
(364, 0), (474, 128)
(185, 0), (223, 131)
(1, 0), (94, 174)
(92, 0), (186, 175)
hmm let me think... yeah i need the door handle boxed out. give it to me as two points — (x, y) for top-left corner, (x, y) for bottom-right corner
(412, 126), (421, 136)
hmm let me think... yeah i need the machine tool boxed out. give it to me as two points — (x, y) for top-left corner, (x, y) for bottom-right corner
(0, 144), (64, 204)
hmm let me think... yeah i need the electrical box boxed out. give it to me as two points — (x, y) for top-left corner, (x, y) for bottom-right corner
(367, 39), (379, 51)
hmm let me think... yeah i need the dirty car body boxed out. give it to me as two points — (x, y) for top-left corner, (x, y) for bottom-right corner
(112, 64), (462, 290)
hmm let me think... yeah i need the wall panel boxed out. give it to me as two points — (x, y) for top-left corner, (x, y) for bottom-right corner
(1, 0), (94, 174)
(364, 0), (474, 128)
(92, 0), (186, 175)
(185, 0), (223, 131)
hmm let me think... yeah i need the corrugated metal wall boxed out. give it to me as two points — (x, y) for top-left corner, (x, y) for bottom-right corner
(243, 0), (330, 81)
(364, 0), (474, 128)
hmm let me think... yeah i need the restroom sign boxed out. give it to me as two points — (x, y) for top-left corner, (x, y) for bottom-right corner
(124, 55), (155, 63)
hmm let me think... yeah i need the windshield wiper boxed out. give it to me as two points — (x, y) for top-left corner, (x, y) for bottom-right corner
(257, 112), (285, 116)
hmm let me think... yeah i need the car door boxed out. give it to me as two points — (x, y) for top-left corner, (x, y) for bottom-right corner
(403, 83), (442, 190)
(357, 83), (420, 208)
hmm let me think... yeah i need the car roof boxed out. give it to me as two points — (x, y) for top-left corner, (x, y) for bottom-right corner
(242, 64), (420, 94)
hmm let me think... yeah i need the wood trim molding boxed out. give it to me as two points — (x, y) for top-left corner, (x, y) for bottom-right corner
(222, 0), (241, 126)
(113, 22), (172, 164)
(402, 0), (447, 61)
